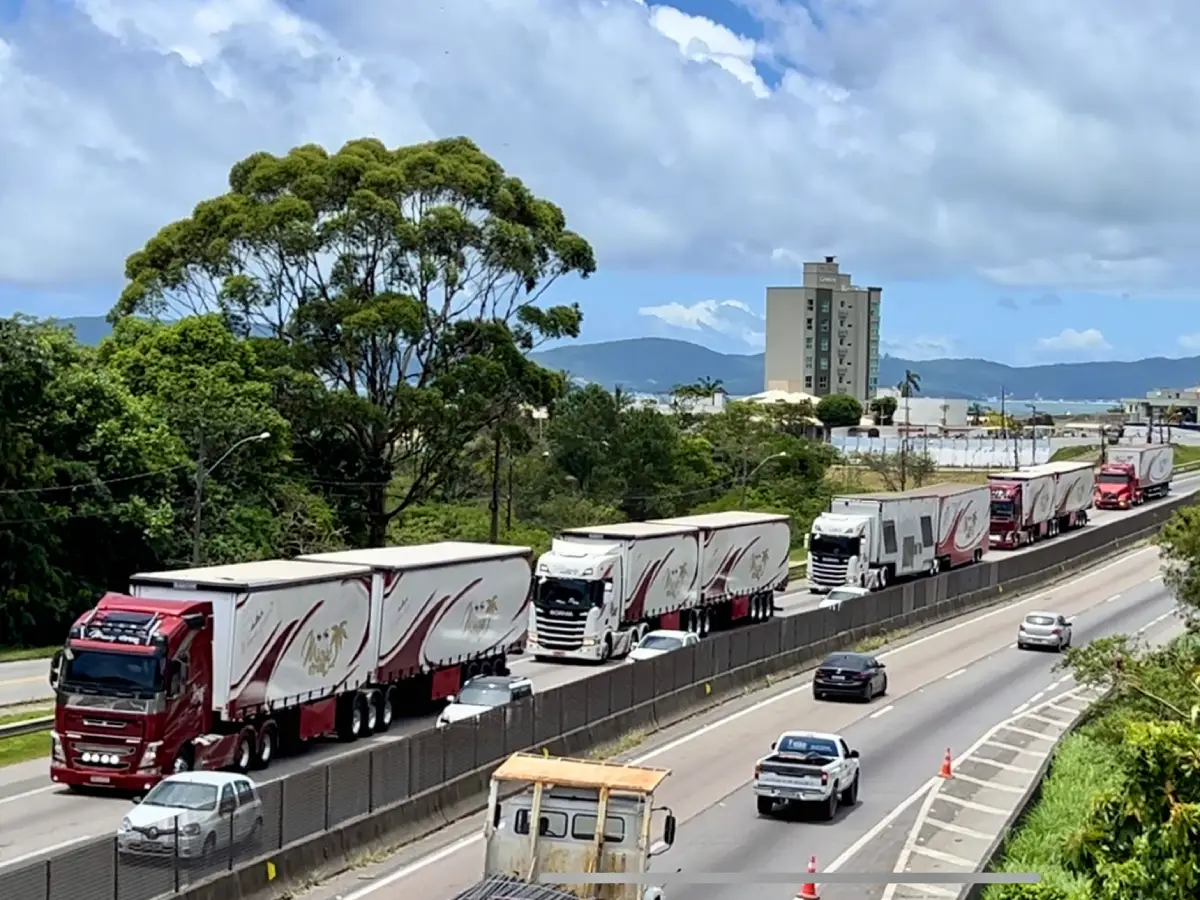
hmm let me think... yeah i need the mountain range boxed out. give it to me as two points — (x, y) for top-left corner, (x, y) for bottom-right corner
(42, 316), (1200, 401)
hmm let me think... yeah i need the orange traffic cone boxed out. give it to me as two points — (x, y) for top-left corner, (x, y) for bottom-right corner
(938, 747), (953, 779)
(797, 855), (819, 899)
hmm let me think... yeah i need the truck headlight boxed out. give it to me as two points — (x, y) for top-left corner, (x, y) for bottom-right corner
(138, 741), (161, 770)
(51, 732), (65, 763)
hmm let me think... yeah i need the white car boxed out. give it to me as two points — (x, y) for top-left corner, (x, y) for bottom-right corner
(1017, 611), (1073, 651)
(117, 771), (263, 859)
(817, 585), (870, 611)
(628, 629), (700, 662)
(437, 674), (534, 728)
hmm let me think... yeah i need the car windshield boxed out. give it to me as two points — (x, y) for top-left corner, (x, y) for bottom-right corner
(639, 635), (683, 651)
(1025, 615), (1055, 626)
(822, 654), (867, 670)
(778, 735), (838, 757)
(824, 590), (860, 605)
(140, 781), (218, 811)
(456, 685), (512, 707)
(63, 649), (161, 693)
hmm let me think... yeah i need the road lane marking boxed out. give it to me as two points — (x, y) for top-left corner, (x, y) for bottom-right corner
(1027, 690), (1046, 704)
(1010, 702), (1029, 715)
(1105, 593), (1121, 603)
(984, 739), (1045, 757)
(944, 668), (967, 680)
(923, 817), (992, 840)
(869, 704), (894, 719)
(910, 845), (975, 867)
(952, 773), (1024, 793)
(970, 758), (1036, 775)
(937, 794), (1008, 815)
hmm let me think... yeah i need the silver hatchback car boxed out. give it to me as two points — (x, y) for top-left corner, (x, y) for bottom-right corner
(1017, 611), (1073, 652)
(117, 771), (264, 859)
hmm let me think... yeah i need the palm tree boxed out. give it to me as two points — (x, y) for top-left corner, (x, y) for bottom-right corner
(895, 370), (920, 489)
(967, 402), (985, 426)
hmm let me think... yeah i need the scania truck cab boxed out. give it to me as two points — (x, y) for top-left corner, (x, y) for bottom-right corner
(806, 512), (874, 592)
(531, 537), (624, 662)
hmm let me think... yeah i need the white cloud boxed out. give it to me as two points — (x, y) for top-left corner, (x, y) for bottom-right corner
(1179, 334), (1200, 351)
(639, 298), (765, 348)
(1036, 328), (1112, 354)
(7, 0), (1200, 293)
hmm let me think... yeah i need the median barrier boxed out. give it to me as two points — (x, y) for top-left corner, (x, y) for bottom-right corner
(2, 493), (1190, 900)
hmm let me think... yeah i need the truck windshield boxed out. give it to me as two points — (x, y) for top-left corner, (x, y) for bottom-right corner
(810, 535), (859, 558)
(63, 649), (161, 693)
(537, 578), (600, 610)
(1097, 473), (1129, 485)
(990, 501), (1015, 520)
(778, 735), (838, 756)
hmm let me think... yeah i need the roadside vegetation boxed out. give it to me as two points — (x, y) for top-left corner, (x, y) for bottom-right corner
(984, 509), (1200, 898)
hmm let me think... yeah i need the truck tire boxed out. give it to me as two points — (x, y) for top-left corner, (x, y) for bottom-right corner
(840, 774), (859, 806)
(756, 796), (774, 816)
(234, 732), (254, 773)
(253, 727), (276, 770)
(374, 689), (395, 733)
(820, 788), (839, 821)
(171, 745), (194, 775)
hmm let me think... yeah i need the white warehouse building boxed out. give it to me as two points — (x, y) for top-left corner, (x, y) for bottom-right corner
(874, 388), (969, 429)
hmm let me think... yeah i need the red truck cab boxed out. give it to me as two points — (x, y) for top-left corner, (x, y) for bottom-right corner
(1094, 461), (1137, 509)
(49, 594), (213, 793)
(988, 482), (1023, 547)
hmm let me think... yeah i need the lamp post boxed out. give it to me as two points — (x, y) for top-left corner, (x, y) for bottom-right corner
(192, 430), (271, 565)
(1026, 403), (1038, 466)
(740, 452), (788, 505)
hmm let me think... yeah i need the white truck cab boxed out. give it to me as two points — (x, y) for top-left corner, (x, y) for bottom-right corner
(806, 513), (876, 593)
(530, 538), (626, 663)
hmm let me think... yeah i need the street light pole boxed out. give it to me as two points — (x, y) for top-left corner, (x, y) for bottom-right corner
(741, 452), (788, 505)
(192, 430), (271, 566)
(1026, 403), (1038, 466)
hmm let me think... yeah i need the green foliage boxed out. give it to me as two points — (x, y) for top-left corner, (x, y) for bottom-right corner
(815, 393), (863, 428)
(1156, 505), (1200, 622)
(988, 633), (1200, 899)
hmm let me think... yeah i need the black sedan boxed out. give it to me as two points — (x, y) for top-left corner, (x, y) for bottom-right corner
(812, 652), (888, 702)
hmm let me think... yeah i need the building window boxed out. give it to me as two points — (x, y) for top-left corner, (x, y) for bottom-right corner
(807, 298), (814, 309)
(819, 338), (828, 351)
(806, 318), (813, 329)
(819, 358), (828, 370)
(804, 375), (812, 388)
(820, 301), (830, 312)
(805, 337), (813, 350)
(821, 321), (829, 331)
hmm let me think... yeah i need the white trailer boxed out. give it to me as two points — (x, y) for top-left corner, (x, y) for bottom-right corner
(1096, 445), (1173, 508)
(807, 490), (941, 592)
(916, 483), (991, 569)
(297, 542), (533, 714)
(128, 559), (375, 722)
(531, 522), (700, 663)
(1040, 460), (1094, 529)
(650, 511), (792, 632)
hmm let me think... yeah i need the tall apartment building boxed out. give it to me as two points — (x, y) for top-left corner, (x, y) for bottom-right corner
(764, 256), (881, 403)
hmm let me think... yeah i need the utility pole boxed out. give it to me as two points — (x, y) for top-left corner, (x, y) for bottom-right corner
(1027, 403), (1038, 466)
(192, 429), (271, 566)
(488, 428), (503, 543)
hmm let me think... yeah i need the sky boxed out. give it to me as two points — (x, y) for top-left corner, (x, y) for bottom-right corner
(2, 0), (1200, 365)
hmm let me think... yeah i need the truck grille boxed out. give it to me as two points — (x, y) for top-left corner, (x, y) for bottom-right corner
(532, 609), (588, 650)
(809, 557), (849, 586)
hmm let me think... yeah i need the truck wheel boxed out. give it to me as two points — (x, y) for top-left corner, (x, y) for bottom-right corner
(253, 727), (276, 770)
(756, 796), (774, 816)
(336, 696), (360, 742)
(172, 746), (194, 774)
(820, 788), (839, 821)
(601, 636), (613, 662)
(234, 733), (254, 773)
(374, 689), (395, 733)
(841, 774), (859, 806)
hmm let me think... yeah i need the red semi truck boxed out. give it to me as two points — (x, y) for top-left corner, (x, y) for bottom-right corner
(988, 461), (1094, 548)
(48, 544), (531, 792)
(1094, 444), (1173, 509)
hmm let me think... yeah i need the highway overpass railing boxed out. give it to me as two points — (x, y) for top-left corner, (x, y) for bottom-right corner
(0, 492), (1191, 900)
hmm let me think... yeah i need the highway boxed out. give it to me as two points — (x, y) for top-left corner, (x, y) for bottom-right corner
(295, 544), (1179, 900)
(0, 659), (52, 708)
(0, 479), (1192, 873)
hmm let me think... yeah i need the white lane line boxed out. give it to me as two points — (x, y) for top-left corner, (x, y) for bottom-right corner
(1027, 690), (1046, 704)
(1105, 593), (1121, 603)
(952, 773), (1025, 794)
(1003, 724), (1058, 741)
(984, 739), (1046, 758)
(944, 668), (967, 680)
(970, 758), (1036, 775)
(909, 845), (975, 868)
(924, 817), (992, 840)
(1151, 574), (1163, 582)
(937, 794), (1008, 815)
(869, 704), (895, 719)
(1010, 702), (1030, 715)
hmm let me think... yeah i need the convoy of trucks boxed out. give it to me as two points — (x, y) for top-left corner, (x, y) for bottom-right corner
(988, 460), (1094, 548)
(1094, 444), (1174, 509)
(806, 484), (989, 592)
(48, 543), (532, 791)
(528, 511), (791, 663)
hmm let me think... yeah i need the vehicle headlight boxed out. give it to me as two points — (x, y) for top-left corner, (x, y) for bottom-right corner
(119, 818), (132, 833)
(182, 822), (201, 836)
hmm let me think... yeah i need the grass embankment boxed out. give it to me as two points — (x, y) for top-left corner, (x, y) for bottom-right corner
(827, 466), (991, 492)
(0, 645), (57, 664)
(1050, 441), (1200, 467)
(0, 704), (53, 768)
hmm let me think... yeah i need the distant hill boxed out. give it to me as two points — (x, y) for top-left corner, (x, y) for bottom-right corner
(33, 316), (1199, 401)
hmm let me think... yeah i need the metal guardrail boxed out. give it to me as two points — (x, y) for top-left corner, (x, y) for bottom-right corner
(0, 716), (52, 739)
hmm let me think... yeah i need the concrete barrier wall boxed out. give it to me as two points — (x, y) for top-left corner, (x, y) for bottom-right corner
(2, 495), (1189, 900)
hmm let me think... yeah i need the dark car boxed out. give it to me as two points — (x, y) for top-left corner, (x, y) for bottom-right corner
(813, 652), (887, 702)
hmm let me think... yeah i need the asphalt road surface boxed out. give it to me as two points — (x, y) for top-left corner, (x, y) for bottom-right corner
(0, 478), (1191, 872)
(293, 544), (1178, 900)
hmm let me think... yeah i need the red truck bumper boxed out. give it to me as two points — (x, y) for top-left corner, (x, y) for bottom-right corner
(51, 764), (163, 792)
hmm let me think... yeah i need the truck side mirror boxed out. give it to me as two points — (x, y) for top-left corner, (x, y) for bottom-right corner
(49, 650), (62, 688)
(662, 813), (676, 847)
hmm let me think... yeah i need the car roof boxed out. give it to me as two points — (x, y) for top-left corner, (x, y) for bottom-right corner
(644, 629), (690, 639)
(822, 651), (870, 662)
(462, 674), (531, 690)
(780, 730), (842, 742)
(159, 771), (251, 787)
(1025, 611), (1060, 618)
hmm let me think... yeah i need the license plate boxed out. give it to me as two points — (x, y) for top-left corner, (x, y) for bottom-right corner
(830, 675), (845, 681)
(89, 776), (111, 784)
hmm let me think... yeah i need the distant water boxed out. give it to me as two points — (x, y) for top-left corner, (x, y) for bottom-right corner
(991, 399), (1118, 416)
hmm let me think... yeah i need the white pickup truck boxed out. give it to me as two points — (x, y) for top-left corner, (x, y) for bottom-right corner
(753, 730), (861, 820)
